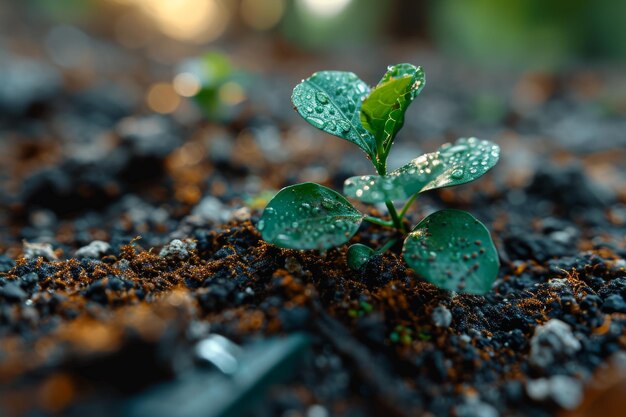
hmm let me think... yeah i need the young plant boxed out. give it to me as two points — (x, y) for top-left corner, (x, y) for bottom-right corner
(256, 64), (500, 294)
(177, 51), (250, 122)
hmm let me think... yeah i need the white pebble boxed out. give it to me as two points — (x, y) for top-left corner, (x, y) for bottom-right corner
(529, 319), (581, 368)
(432, 305), (453, 328)
(527, 375), (583, 410)
(22, 241), (57, 261)
(75, 240), (111, 259)
(159, 239), (196, 260)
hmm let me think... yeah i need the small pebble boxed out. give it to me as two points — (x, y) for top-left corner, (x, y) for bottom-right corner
(231, 206), (251, 222)
(547, 278), (569, 290)
(159, 239), (197, 260)
(22, 241), (58, 261)
(116, 258), (130, 271)
(75, 240), (111, 259)
(306, 405), (329, 417)
(526, 375), (583, 410)
(456, 395), (499, 417)
(549, 228), (576, 245)
(432, 305), (453, 328)
(529, 319), (581, 368)
(460, 334), (472, 343)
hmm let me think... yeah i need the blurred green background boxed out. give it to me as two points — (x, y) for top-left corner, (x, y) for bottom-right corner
(10, 0), (626, 69)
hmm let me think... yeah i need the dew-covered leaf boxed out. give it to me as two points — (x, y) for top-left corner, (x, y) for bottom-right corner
(360, 64), (425, 152)
(292, 71), (376, 159)
(258, 182), (363, 250)
(424, 137), (500, 191)
(403, 209), (499, 294)
(346, 243), (375, 270)
(379, 63), (424, 88)
(344, 152), (445, 202)
(343, 137), (500, 203)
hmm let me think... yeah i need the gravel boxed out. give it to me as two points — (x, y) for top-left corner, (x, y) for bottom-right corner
(526, 375), (583, 410)
(529, 319), (581, 369)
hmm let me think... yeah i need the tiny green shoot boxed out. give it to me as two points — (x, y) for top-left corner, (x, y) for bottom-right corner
(257, 64), (500, 295)
(177, 51), (249, 122)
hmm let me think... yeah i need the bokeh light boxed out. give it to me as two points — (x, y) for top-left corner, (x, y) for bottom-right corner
(113, 0), (229, 43)
(298, 0), (352, 18)
(240, 0), (286, 31)
(173, 72), (202, 97)
(146, 82), (181, 113)
(218, 81), (246, 106)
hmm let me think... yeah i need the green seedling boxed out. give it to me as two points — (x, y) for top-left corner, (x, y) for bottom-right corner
(348, 300), (374, 318)
(177, 51), (250, 122)
(257, 64), (500, 294)
(390, 325), (414, 345)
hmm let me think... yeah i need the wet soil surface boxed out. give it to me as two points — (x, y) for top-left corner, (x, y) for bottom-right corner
(1, 23), (626, 417)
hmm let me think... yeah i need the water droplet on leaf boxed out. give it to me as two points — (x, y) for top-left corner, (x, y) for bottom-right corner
(337, 120), (351, 133)
(451, 169), (464, 179)
(324, 120), (336, 131)
(315, 92), (329, 104)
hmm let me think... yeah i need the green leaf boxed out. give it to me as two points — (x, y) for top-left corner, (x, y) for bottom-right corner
(360, 64), (425, 153)
(346, 243), (375, 270)
(427, 137), (500, 191)
(258, 182), (363, 250)
(344, 152), (445, 202)
(402, 209), (499, 294)
(343, 137), (500, 203)
(291, 71), (376, 159)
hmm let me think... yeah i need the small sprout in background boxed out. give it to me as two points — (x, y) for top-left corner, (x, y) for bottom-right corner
(390, 325), (414, 346)
(359, 301), (374, 314)
(257, 64), (501, 295)
(245, 190), (278, 210)
(174, 51), (250, 121)
(416, 330), (432, 341)
(348, 300), (375, 318)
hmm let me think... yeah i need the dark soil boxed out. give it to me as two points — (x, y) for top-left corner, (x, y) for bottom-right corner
(1, 15), (626, 417)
